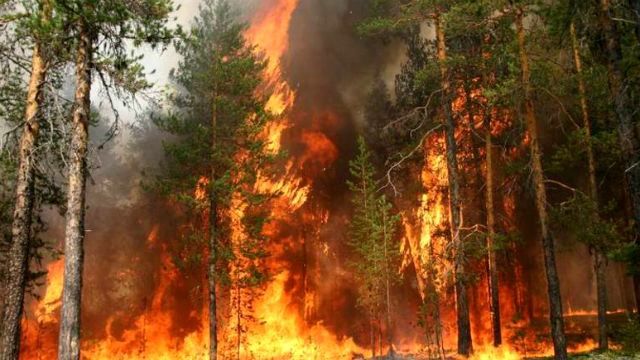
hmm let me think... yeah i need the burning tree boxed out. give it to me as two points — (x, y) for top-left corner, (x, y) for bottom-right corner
(153, 0), (274, 358)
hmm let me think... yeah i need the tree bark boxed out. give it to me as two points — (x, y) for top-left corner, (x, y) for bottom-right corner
(434, 12), (472, 356)
(382, 209), (393, 357)
(515, 7), (568, 360)
(0, 3), (51, 358)
(484, 108), (502, 347)
(570, 22), (609, 350)
(58, 19), (92, 360)
(480, 33), (502, 347)
(209, 82), (219, 360)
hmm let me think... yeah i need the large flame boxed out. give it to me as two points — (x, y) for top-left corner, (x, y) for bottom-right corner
(228, 0), (365, 358)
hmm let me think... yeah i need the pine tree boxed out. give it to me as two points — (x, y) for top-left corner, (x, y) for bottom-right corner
(347, 137), (401, 358)
(153, 1), (272, 358)
(55, 1), (175, 358)
(0, 1), (70, 357)
(0, 2), (54, 357)
(512, 4), (568, 358)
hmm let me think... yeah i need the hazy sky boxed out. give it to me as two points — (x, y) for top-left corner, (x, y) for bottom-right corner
(92, 0), (266, 128)
(90, 0), (202, 128)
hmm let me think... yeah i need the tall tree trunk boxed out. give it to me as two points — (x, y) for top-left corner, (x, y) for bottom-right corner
(58, 19), (92, 360)
(480, 35), (502, 347)
(570, 22), (609, 350)
(515, 7), (568, 360)
(382, 209), (393, 357)
(434, 12), (472, 356)
(0, 3), (51, 358)
(484, 109), (502, 347)
(209, 87), (219, 360)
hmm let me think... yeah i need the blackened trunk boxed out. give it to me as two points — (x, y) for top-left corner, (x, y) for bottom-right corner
(58, 20), (92, 360)
(515, 7), (568, 360)
(435, 12), (472, 356)
(0, 26), (49, 358)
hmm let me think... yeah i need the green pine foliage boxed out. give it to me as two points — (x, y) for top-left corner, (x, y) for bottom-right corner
(347, 136), (402, 321)
(154, 0), (272, 295)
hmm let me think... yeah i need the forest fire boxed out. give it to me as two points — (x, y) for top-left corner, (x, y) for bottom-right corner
(8, 0), (639, 359)
(20, 0), (363, 358)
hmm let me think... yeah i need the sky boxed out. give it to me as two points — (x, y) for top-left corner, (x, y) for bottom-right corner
(90, 0), (202, 129)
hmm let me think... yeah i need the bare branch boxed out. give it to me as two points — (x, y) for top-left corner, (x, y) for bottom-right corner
(626, 160), (640, 174)
(537, 86), (580, 130)
(379, 123), (443, 196)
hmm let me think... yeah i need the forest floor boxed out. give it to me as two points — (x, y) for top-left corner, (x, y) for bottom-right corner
(359, 349), (640, 359)
(364, 352), (640, 359)
(529, 351), (640, 359)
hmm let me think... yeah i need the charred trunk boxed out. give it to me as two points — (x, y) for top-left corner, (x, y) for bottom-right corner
(58, 19), (93, 360)
(515, 7), (568, 359)
(435, 12), (472, 356)
(0, 4), (51, 358)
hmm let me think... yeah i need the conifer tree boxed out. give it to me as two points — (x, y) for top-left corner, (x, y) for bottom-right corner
(513, 4), (569, 358)
(0, 2), (56, 357)
(347, 137), (401, 358)
(154, 1), (272, 358)
(55, 1), (175, 358)
(0, 1), (69, 357)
